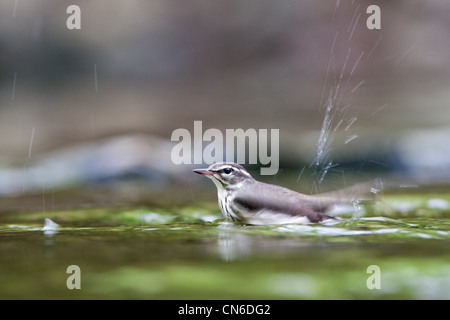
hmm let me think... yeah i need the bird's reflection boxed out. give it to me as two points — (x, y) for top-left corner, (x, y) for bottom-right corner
(216, 222), (255, 262)
(215, 222), (316, 262)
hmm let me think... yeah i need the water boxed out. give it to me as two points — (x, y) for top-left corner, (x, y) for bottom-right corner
(1, 191), (449, 299)
(311, 2), (375, 187)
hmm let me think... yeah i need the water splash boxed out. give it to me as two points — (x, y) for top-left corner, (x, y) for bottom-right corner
(42, 218), (60, 237)
(351, 199), (364, 219)
(350, 79), (365, 94)
(311, 90), (345, 184)
(344, 134), (358, 144)
(318, 161), (338, 184)
(345, 117), (358, 131)
(309, 2), (368, 186)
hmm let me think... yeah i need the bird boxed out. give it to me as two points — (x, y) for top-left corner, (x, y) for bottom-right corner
(193, 162), (373, 225)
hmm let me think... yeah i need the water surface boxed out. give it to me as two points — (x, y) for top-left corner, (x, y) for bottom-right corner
(1, 193), (450, 299)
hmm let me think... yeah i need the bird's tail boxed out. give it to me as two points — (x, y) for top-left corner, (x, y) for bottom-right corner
(311, 178), (383, 205)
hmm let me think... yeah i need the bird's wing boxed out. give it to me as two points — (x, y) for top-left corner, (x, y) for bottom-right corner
(233, 182), (333, 222)
(309, 180), (380, 204)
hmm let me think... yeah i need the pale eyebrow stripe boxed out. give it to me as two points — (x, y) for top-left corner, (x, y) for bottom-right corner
(238, 169), (251, 177)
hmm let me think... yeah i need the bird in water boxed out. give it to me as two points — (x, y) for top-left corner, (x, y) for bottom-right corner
(193, 162), (375, 225)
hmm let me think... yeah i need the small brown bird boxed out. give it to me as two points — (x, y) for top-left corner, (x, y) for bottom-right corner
(193, 162), (373, 225)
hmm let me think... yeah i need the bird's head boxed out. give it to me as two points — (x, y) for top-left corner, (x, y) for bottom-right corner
(193, 162), (254, 189)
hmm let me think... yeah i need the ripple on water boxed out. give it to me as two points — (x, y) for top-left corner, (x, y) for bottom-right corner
(274, 216), (450, 240)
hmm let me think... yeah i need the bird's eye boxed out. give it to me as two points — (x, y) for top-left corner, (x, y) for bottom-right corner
(223, 168), (233, 174)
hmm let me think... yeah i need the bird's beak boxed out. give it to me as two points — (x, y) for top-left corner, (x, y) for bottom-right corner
(193, 168), (214, 176)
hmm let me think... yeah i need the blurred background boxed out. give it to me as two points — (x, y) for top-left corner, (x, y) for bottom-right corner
(1, 0), (450, 211)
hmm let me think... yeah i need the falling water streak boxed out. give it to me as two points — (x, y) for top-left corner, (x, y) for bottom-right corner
(13, 0), (18, 17)
(371, 103), (389, 115)
(331, 1), (339, 23)
(330, 31), (339, 54)
(319, 31), (339, 111)
(316, 55), (348, 166)
(313, 97), (344, 176)
(319, 50), (335, 110)
(350, 51), (365, 75)
(11, 72), (17, 100)
(345, 134), (358, 144)
(340, 48), (352, 87)
(315, 99), (334, 167)
(312, 1), (366, 185)
(348, 12), (361, 42)
(333, 48), (352, 102)
(337, 50), (365, 109)
(342, 104), (351, 112)
(319, 162), (338, 184)
(310, 180), (319, 195)
(327, 118), (344, 153)
(347, 4), (360, 33)
(345, 117), (358, 131)
(367, 35), (383, 60)
(394, 44), (416, 67)
(296, 165), (306, 183)
(315, 94), (333, 170)
(28, 127), (35, 159)
(350, 80), (365, 94)
(94, 64), (98, 92)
